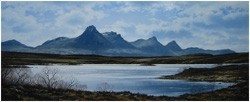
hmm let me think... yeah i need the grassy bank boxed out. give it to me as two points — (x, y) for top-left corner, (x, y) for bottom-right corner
(177, 82), (248, 101)
(159, 64), (249, 100)
(2, 64), (249, 101)
(2, 84), (174, 101)
(2, 78), (248, 101)
(159, 64), (249, 83)
(1, 51), (249, 100)
(2, 51), (248, 66)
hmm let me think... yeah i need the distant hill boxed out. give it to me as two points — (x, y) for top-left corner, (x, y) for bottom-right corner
(2, 39), (33, 52)
(103, 31), (135, 49)
(130, 37), (173, 56)
(182, 47), (235, 55)
(165, 40), (182, 52)
(1, 25), (236, 56)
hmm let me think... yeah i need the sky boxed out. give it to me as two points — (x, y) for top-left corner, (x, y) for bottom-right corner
(1, 1), (249, 52)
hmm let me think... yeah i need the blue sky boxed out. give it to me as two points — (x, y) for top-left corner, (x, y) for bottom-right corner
(1, 1), (249, 52)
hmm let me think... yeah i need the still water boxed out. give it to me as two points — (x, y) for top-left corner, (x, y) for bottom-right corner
(28, 64), (233, 96)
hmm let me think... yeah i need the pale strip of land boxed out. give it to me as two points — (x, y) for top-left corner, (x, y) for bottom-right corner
(2, 51), (248, 66)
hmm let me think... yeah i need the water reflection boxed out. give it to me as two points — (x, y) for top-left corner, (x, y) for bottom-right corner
(28, 64), (234, 96)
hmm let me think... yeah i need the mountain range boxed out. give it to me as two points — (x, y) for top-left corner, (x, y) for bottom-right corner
(1, 25), (235, 56)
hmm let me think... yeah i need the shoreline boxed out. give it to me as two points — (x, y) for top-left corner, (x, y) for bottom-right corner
(1, 52), (249, 100)
(157, 64), (249, 100)
(2, 64), (249, 100)
(2, 78), (248, 101)
(159, 64), (248, 83)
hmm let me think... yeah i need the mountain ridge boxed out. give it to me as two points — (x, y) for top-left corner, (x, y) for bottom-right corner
(1, 25), (236, 56)
(130, 36), (173, 56)
(2, 39), (33, 52)
(103, 31), (136, 49)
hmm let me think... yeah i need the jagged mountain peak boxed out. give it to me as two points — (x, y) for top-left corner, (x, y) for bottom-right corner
(131, 36), (164, 48)
(85, 25), (97, 33)
(165, 40), (182, 52)
(130, 36), (169, 56)
(2, 25), (236, 56)
(147, 36), (161, 45)
(78, 25), (99, 38)
(74, 25), (114, 50)
(169, 40), (177, 44)
(144, 36), (157, 44)
(103, 31), (135, 49)
(166, 40), (180, 47)
(148, 36), (157, 41)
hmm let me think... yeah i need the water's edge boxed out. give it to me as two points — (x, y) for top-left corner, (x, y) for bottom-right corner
(27, 64), (236, 96)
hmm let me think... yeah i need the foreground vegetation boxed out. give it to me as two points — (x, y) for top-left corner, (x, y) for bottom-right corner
(1, 51), (249, 101)
(2, 81), (248, 101)
(160, 64), (249, 83)
(2, 64), (249, 101)
(2, 51), (248, 66)
(160, 64), (249, 100)
(2, 84), (174, 101)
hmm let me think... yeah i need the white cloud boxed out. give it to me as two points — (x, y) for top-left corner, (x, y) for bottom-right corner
(55, 8), (107, 26)
(100, 20), (131, 33)
(117, 2), (140, 13)
(222, 10), (248, 20)
(116, 2), (179, 15)
(2, 2), (109, 47)
(1, 5), (45, 46)
(2, 1), (248, 52)
(146, 2), (179, 15)
(176, 2), (248, 25)
(135, 24), (160, 36)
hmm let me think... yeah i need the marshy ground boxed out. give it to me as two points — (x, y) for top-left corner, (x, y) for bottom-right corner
(1, 51), (249, 101)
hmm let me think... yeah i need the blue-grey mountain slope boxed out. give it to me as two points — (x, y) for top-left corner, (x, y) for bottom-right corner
(164, 40), (184, 55)
(165, 40), (182, 52)
(131, 37), (174, 56)
(103, 31), (135, 49)
(73, 25), (114, 50)
(35, 25), (114, 54)
(182, 47), (235, 55)
(1, 39), (33, 52)
(102, 31), (144, 56)
(1, 25), (236, 56)
(36, 37), (70, 49)
(35, 25), (143, 56)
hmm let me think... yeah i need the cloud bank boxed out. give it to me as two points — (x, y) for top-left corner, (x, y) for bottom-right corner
(2, 1), (249, 52)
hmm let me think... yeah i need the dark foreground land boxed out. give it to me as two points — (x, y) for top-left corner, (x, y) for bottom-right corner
(1, 51), (249, 101)
(2, 64), (248, 101)
(160, 64), (248, 83)
(160, 64), (249, 101)
(1, 51), (249, 66)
